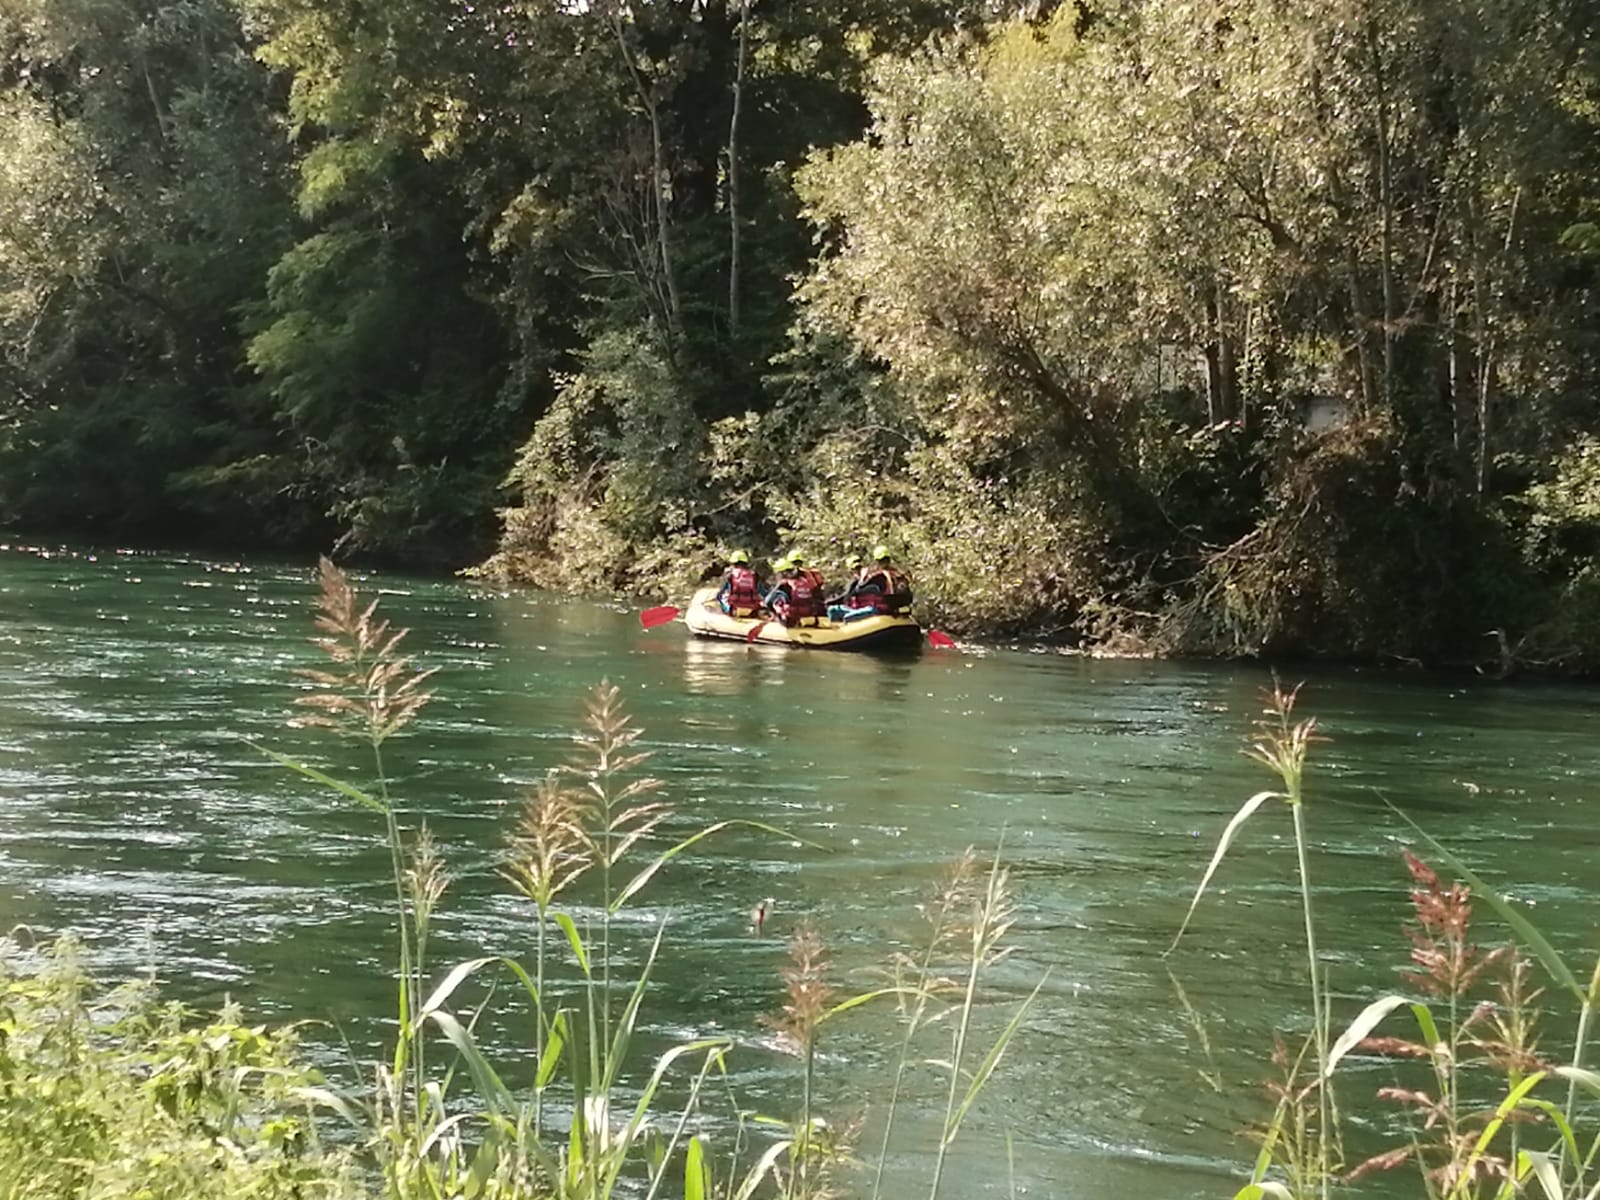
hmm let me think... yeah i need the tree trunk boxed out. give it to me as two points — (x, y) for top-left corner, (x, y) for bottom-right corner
(605, 6), (682, 343)
(1203, 287), (1222, 424)
(1366, 14), (1397, 410)
(727, 0), (749, 337)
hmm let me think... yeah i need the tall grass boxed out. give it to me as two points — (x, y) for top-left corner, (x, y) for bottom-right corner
(269, 557), (1038, 1199)
(1168, 681), (1340, 1198)
(1172, 683), (1600, 1200)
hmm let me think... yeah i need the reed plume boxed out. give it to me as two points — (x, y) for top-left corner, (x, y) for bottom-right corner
(505, 773), (595, 913)
(767, 922), (835, 1061)
(294, 556), (436, 745)
(562, 681), (668, 873)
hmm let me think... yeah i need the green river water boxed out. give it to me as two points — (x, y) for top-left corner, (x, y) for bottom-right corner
(4, 544), (1600, 1198)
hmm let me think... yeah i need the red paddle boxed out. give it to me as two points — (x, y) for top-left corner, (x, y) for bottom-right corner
(745, 620), (771, 643)
(640, 605), (680, 630)
(928, 629), (957, 650)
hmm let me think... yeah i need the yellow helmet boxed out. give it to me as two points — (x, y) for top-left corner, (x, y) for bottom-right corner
(772, 555), (792, 572)
(845, 554), (862, 569)
(729, 549), (750, 564)
(787, 549), (806, 566)
(872, 544), (891, 562)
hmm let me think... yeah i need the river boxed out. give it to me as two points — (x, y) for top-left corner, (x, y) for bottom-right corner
(3, 543), (1599, 1198)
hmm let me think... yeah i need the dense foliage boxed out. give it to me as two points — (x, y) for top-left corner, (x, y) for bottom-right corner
(2, 0), (1598, 666)
(0, 938), (354, 1199)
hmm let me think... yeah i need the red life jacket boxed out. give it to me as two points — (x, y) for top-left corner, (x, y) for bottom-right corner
(863, 565), (911, 612)
(725, 565), (761, 614)
(786, 571), (823, 620)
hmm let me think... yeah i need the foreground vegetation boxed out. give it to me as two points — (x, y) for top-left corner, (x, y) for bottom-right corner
(3, 2), (1600, 668)
(7, 564), (1600, 1198)
(1179, 684), (1600, 1200)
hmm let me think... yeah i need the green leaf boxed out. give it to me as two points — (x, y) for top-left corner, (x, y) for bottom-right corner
(426, 1009), (513, 1114)
(537, 1010), (568, 1090)
(1234, 1185), (1293, 1200)
(684, 1135), (710, 1200)
(944, 975), (1048, 1145)
(602, 922), (667, 1091)
(821, 986), (921, 1022)
(1553, 1065), (1600, 1099)
(1166, 791), (1283, 955)
(1410, 1001), (1442, 1049)
(251, 742), (388, 814)
(1325, 994), (1412, 1077)
(611, 819), (823, 913)
(1518, 1149), (1562, 1200)
(731, 1139), (793, 1200)
(553, 912), (592, 978)
(417, 956), (499, 1024)
(1454, 1071), (1548, 1193)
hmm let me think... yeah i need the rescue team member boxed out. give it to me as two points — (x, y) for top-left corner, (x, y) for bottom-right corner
(716, 550), (766, 617)
(767, 554), (825, 627)
(853, 545), (914, 614)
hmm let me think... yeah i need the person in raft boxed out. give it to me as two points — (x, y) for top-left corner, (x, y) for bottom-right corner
(851, 545), (914, 614)
(766, 553), (826, 628)
(716, 549), (767, 617)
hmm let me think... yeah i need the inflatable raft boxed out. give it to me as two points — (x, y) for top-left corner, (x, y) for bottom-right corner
(682, 587), (922, 652)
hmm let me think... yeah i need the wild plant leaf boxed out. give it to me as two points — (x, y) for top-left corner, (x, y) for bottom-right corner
(684, 1134), (710, 1200)
(1384, 802), (1584, 1003)
(465, 1138), (498, 1199)
(538, 1010), (568, 1089)
(553, 912), (592, 977)
(1554, 1065), (1600, 1098)
(1519, 1149), (1562, 1200)
(1325, 994), (1412, 1077)
(1514, 1106), (1582, 1187)
(417, 956), (499, 1024)
(944, 976), (1047, 1145)
(822, 986), (921, 1021)
(1411, 1001), (1442, 1049)
(603, 922), (667, 1090)
(731, 1139), (794, 1200)
(1248, 1099), (1288, 1184)
(1454, 1071), (1548, 1194)
(607, 1040), (730, 1194)
(418, 1111), (473, 1158)
(611, 819), (818, 912)
(1166, 790), (1284, 955)
(426, 1009), (514, 1114)
(290, 1085), (363, 1128)
(639, 1046), (726, 1200)
(251, 742), (389, 814)
(1234, 1185), (1293, 1200)
(567, 1106), (586, 1192)
(488, 955), (542, 1012)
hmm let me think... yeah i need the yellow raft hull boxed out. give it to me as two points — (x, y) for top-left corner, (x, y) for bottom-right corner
(682, 587), (922, 652)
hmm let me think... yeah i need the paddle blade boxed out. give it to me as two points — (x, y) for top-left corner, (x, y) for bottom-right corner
(745, 621), (770, 643)
(640, 605), (680, 630)
(928, 629), (957, 650)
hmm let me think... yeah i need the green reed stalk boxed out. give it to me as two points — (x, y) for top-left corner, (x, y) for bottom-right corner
(928, 850), (1010, 1200)
(373, 761), (424, 1129)
(1562, 956), (1600, 1182)
(795, 1039), (816, 1200)
(1289, 798), (1330, 1200)
(870, 889), (961, 1200)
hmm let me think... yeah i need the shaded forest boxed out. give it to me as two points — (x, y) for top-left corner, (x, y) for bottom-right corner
(3, 0), (1599, 669)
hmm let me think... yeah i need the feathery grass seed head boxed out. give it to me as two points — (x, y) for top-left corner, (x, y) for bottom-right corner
(293, 557), (436, 745)
(765, 921), (835, 1057)
(505, 773), (594, 910)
